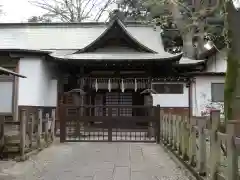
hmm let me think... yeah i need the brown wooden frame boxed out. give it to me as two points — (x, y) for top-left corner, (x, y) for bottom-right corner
(59, 105), (160, 143)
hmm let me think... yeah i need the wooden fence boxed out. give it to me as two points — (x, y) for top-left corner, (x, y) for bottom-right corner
(160, 110), (239, 180)
(1, 108), (56, 160)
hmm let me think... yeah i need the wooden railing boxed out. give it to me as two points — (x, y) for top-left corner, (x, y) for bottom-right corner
(159, 110), (239, 180)
(1, 109), (56, 160)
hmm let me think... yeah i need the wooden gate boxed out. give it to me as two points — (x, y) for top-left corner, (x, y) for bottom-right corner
(59, 105), (160, 142)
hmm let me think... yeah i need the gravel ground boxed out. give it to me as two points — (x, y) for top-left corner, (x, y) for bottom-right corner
(0, 142), (191, 180)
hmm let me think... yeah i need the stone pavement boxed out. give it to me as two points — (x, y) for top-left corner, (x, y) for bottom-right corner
(0, 142), (191, 180)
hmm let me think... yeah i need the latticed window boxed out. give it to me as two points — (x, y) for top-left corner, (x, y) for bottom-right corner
(211, 83), (224, 102)
(152, 84), (184, 94)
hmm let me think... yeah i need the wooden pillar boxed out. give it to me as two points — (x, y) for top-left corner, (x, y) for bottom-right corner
(226, 121), (238, 180)
(182, 116), (189, 161)
(44, 113), (49, 143)
(29, 113), (35, 148)
(108, 107), (112, 142)
(60, 100), (66, 143)
(172, 114), (177, 149)
(155, 105), (161, 143)
(209, 110), (221, 180)
(197, 117), (207, 176)
(189, 116), (197, 167)
(145, 94), (154, 138)
(0, 116), (4, 153)
(176, 115), (181, 154)
(37, 109), (43, 148)
(51, 109), (56, 142)
(186, 79), (192, 119)
(20, 109), (27, 158)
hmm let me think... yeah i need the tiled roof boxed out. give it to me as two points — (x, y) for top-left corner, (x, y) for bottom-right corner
(0, 20), (166, 54)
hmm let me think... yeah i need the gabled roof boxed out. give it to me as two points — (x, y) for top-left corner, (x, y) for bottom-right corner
(75, 19), (156, 53)
(0, 19), (194, 63)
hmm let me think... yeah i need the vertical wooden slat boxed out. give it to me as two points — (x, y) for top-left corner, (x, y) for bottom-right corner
(108, 107), (112, 142)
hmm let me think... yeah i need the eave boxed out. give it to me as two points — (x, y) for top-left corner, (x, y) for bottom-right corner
(0, 66), (26, 78)
(50, 52), (183, 62)
(0, 49), (50, 55)
(174, 58), (206, 67)
(182, 72), (225, 77)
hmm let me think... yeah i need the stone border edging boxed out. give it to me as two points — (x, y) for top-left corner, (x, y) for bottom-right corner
(159, 141), (204, 180)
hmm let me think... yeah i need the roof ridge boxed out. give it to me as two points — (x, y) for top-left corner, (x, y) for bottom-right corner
(0, 21), (154, 28)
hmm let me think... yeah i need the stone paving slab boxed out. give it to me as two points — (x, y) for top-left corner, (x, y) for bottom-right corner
(0, 142), (191, 180)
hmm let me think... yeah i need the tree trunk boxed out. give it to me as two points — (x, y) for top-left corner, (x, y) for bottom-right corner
(168, 0), (195, 58)
(224, 1), (240, 131)
(182, 31), (196, 58)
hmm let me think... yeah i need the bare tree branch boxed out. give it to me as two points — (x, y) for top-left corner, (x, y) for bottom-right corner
(29, 0), (112, 22)
(80, 0), (93, 17)
(95, 0), (114, 21)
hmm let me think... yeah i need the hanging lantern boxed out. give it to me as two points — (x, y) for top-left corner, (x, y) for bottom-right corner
(95, 79), (98, 92)
(108, 79), (112, 92)
(121, 79), (125, 93)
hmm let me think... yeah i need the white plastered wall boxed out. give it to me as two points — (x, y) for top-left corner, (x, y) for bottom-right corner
(18, 57), (58, 107)
(152, 83), (189, 107)
(191, 76), (225, 116)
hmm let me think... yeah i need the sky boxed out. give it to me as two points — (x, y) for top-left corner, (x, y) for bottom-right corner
(0, 0), (46, 22)
(0, 0), (115, 23)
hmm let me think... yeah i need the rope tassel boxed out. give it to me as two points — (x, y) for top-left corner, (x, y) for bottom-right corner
(135, 78), (137, 92)
(95, 79), (98, 92)
(121, 79), (125, 93)
(108, 79), (112, 92)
